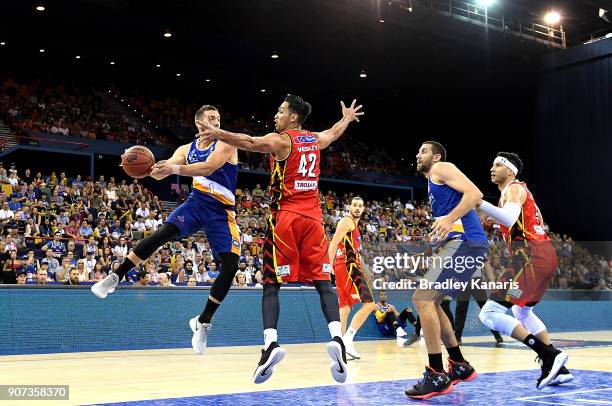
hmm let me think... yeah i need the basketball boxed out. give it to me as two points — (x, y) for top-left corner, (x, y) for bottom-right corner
(121, 146), (155, 179)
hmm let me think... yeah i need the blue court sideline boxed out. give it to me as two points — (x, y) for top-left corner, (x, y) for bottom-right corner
(94, 369), (612, 406)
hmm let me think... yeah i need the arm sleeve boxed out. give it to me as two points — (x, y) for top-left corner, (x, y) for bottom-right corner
(479, 200), (521, 228)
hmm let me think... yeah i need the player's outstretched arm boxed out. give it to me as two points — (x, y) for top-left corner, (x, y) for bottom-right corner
(328, 217), (354, 265)
(149, 142), (235, 179)
(431, 162), (484, 241)
(315, 99), (364, 149)
(477, 184), (526, 227)
(196, 121), (289, 156)
(154, 143), (190, 166)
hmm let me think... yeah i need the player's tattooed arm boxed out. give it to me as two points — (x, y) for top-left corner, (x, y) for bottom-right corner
(328, 217), (354, 265)
(315, 99), (364, 149)
(197, 121), (290, 156)
(477, 184), (525, 227)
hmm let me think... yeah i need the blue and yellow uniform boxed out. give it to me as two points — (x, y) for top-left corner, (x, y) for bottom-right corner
(375, 303), (407, 336)
(424, 173), (488, 296)
(428, 178), (487, 243)
(166, 139), (241, 259)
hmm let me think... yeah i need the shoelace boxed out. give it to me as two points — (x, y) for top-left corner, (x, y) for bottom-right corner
(415, 370), (434, 388)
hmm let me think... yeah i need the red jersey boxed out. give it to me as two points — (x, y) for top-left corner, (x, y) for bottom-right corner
(334, 219), (362, 267)
(269, 129), (322, 221)
(499, 181), (549, 244)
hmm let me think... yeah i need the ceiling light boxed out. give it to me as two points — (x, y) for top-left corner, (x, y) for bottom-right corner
(260, 89), (266, 93)
(176, 73), (181, 77)
(359, 71), (367, 78)
(155, 64), (161, 68)
(35, 5), (45, 12)
(543, 11), (561, 26)
(39, 49), (45, 53)
(205, 78), (211, 82)
(163, 30), (172, 38)
(476, 0), (494, 7)
(110, 61), (115, 65)
(0, 42), (6, 46)
(271, 52), (279, 59)
(75, 55), (81, 59)
(379, 19), (385, 23)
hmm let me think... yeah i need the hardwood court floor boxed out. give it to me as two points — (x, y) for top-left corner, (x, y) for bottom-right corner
(1, 330), (611, 405)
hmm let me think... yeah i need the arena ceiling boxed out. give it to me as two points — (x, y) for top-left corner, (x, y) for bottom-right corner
(1, 0), (609, 100)
(1, 0), (610, 183)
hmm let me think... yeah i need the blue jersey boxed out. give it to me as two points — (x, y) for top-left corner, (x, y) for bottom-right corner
(428, 175), (486, 242)
(166, 139), (241, 259)
(186, 139), (238, 206)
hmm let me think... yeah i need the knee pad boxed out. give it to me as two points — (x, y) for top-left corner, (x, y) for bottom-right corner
(479, 301), (519, 336)
(512, 305), (546, 335)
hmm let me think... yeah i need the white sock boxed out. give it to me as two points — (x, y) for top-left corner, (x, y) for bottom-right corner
(344, 327), (357, 341)
(263, 328), (277, 350)
(329, 321), (342, 339)
(396, 326), (407, 337)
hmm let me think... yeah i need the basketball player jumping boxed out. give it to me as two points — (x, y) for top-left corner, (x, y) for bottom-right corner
(91, 105), (242, 356)
(406, 141), (487, 400)
(199, 95), (364, 384)
(328, 196), (412, 359)
(476, 152), (572, 389)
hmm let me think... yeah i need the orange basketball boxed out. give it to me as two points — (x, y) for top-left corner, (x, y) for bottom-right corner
(121, 146), (155, 179)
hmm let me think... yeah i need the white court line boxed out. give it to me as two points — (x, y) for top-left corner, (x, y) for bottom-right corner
(517, 388), (612, 401)
(574, 400), (612, 405)
(518, 401), (584, 406)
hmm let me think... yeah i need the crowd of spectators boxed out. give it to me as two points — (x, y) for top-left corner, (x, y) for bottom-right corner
(0, 78), (412, 177)
(0, 77), (608, 288)
(0, 161), (610, 291)
(0, 78), (171, 147)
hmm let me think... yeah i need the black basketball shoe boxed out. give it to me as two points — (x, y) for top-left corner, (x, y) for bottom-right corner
(447, 358), (478, 385)
(253, 342), (286, 384)
(536, 350), (569, 390)
(405, 367), (454, 400)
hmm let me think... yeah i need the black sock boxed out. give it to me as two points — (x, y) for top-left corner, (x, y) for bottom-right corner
(415, 316), (421, 336)
(428, 353), (444, 373)
(523, 334), (554, 358)
(198, 299), (220, 324)
(446, 345), (465, 363)
(114, 258), (135, 281)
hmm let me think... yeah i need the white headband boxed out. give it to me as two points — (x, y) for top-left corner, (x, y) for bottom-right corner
(494, 156), (518, 176)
